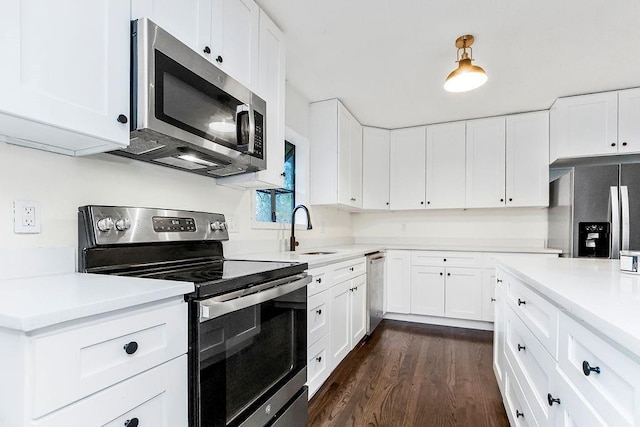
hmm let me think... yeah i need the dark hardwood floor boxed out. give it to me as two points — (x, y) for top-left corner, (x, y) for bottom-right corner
(308, 320), (509, 427)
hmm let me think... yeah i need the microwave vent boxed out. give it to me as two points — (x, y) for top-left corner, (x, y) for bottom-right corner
(122, 138), (165, 155)
(208, 165), (247, 177)
(154, 156), (207, 170)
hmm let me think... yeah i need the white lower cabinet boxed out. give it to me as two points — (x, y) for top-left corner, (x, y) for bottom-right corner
(0, 298), (188, 426)
(385, 250), (411, 313)
(444, 267), (482, 320)
(495, 266), (640, 426)
(307, 257), (368, 398)
(410, 266), (445, 316)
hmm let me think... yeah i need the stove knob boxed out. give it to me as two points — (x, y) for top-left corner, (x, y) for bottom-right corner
(115, 218), (131, 231)
(210, 221), (223, 231)
(96, 217), (114, 232)
(219, 222), (228, 231)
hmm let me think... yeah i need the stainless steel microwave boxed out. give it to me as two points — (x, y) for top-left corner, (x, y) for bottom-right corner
(112, 18), (267, 178)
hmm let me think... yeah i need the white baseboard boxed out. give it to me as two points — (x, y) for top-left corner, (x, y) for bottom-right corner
(384, 312), (494, 331)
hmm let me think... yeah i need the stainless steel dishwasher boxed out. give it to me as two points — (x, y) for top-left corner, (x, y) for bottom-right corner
(366, 251), (386, 336)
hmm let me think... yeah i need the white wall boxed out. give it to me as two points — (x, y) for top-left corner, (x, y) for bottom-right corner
(352, 208), (549, 248)
(0, 82), (352, 256)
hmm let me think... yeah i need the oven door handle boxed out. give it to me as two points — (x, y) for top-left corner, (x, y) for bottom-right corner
(199, 273), (310, 321)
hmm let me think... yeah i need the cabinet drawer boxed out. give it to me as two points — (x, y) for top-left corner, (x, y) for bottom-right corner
(31, 301), (187, 418)
(482, 252), (556, 269)
(504, 370), (538, 427)
(308, 265), (333, 296)
(505, 305), (556, 426)
(308, 289), (330, 346)
(307, 334), (331, 398)
(411, 251), (481, 268)
(332, 258), (366, 283)
(33, 355), (187, 427)
(551, 367), (607, 427)
(557, 312), (640, 426)
(504, 271), (558, 357)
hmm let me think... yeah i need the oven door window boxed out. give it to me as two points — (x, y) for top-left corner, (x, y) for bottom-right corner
(154, 50), (249, 152)
(198, 286), (306, 427)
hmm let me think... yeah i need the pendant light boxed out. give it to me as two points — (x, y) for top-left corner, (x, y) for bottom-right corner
(444, 34), (488, 93)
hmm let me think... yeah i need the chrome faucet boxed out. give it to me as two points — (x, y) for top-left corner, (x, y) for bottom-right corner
(290, 204), (313, 251)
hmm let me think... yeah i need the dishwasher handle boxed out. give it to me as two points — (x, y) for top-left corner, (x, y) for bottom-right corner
(368, 255), (385, 264)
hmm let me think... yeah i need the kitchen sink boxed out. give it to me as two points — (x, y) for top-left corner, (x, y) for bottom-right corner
(300, 251), (337, 255)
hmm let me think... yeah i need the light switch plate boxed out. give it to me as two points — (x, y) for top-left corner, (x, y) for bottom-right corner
(13, 200), (41, 234)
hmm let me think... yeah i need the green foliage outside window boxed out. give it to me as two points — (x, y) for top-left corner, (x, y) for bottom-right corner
(255, 141), (295, 223)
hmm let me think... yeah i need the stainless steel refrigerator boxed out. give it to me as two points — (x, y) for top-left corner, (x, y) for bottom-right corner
(548, 163), (640, 258)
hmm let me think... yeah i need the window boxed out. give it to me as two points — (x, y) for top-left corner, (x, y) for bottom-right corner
(255, 141), (295, 223)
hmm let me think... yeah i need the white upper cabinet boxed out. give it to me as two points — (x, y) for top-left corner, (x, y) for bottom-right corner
(465, 117), (506, 208)
(131, 0), (201, 50)
(362, 127), (390, 210)
(506, 111), (549, 207)
(550, 88), (640, 162)
(310, 99), (363, 209)
(618, 87), (640, 154)
(217, 9), (285, 189)
(0, 0), (130, 155)
(425, 122), (466, 209)
(389, 127), (426, 210)
(198, 0), (259, 90)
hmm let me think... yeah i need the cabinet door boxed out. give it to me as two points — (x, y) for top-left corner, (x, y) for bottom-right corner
(337, 103), (355, 206)
(362, 127), (391, 209)
(389, 127), (427, 210)
(385, 251), (411, 313)
(506, 111), (549, 207)
(330, 280), (351, 367)
(349, 120), (363, 208)
(465, 117), (506, 208)
(0, 0), (130, 154)
(349, 276), (367, 347)
(410, 266), (445, 316)
(444, 267), (482, 320)
(481, 269), (496, 322)
(426, 122), (466, 208)
(618, 87), (640, 154)
(131, 0), (201, 50)
(551, 91), (618, 159)
(201, 0), (259, 89)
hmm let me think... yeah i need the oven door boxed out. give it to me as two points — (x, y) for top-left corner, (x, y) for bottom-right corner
(191, 274), (310, 427)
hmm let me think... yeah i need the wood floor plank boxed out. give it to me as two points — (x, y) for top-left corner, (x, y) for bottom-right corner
(308, 320), (509, 427)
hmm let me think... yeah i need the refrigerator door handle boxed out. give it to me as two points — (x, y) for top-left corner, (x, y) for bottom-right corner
(610, 186), (620, 259)
(621, 185), (630, 251)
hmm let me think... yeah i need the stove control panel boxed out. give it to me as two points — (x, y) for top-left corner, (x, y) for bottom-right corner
(79, 205), (229, 246)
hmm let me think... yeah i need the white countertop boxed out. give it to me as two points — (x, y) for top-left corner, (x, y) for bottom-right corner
(238, 244), (560, 269)
(497, 256), (640, 359)
(0, 273), (194, 332)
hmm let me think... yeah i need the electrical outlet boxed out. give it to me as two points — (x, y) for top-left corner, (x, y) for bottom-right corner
(13, 200), (41, 234)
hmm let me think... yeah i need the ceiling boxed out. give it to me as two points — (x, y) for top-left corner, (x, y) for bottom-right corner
(255, 0), (640, 129)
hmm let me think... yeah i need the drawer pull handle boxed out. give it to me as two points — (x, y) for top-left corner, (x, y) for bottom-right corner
(316, 356), (322, 362)
(517, 343), (526, 352)
(547, 393), (561, 406)
(316, 309), (322, 315)
(124, 418), (139, 427)
(516, 410), (524, 418)
(349, 267), (354, 271)
(316, 277), (322, 283)
(496, 279), (503, 283)
(517, 298), (526, 306)
(582, 360), (601, 376)
(123, 341), (138, 355)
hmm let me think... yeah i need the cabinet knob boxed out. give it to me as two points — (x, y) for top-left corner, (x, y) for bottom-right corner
(123, 341), (138, 355)
(427, 201), (430, 205)
(500, 198), (504, 202)
(316, 277), (322, 283)
(623, 142), (628, 147)
(516, 410), (524, 418)
(349, 267), (354, 271)
(491, 297), (496, 302)
(517, 298), (526, 306)
(386, 202), (389, 205)
(316, 309), (322, 315)
(439, 272), (443, 276)
(496, 279), (503, 283)
(547, 393), (561, 406)
(611, 142), (616, 147)
(203, 46), (211, 54)
(216, 55), (223, 63)
(281, 172), (286, 177)
(117, 114), (128, 124)
(316, 356), (322, 363)
(582, 360), (601, 376)
(443, 258), (447, 262)
(509, 198), (513, 202)
(420, 201), (424, 205)
(351, 198), (356, 202)
(447, 272), (451, 276)
(517, 343), (526, 352)
(124, 418), (139, 427)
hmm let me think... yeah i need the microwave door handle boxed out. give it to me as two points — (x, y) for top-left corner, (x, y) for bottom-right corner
(247, 104), (256, 154)
(621, 185), (630, 251)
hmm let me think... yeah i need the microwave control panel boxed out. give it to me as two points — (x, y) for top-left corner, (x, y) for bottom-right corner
(253, 111), (264, 159)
